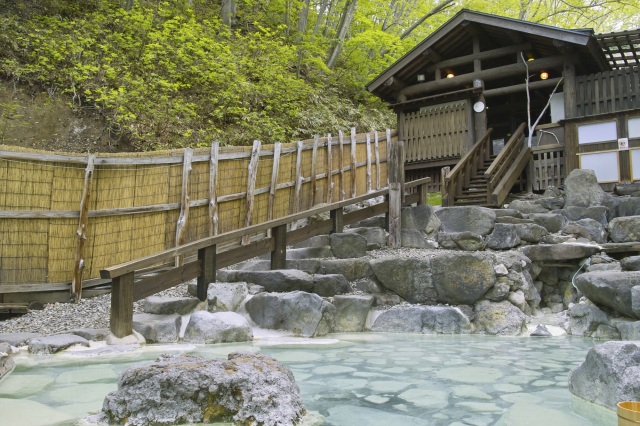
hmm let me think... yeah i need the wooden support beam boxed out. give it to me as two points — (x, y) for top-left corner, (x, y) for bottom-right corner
(338, 131), (346, 200)
(350, 127), (358, 198)
(271, 224), (287, 270)
(422, 48), (441, 63)
(243, 140), (261, 245)
(366, 133), (372, 193)
(326, 134), (333, 203)
(384, 76), (407, 91)
(563, 61), (577, 119)
(473, 36), (481, 73)
(209, 142), (220, 236)
(197, 245), (216, 301)
(110, 272), (134, 338)
(310, 135), (319, 206)
(134, 261), (201, 302)
(483, 77), (564, 98)
(331, 207), (344, 233)
(441, 166), (450, 206)
(175, 148), (193, 266)
(72, 155), (95, 302)
(293, 141), (303, 215)
(388, 182), (402, 248)
(267, 142), (282, 231)
(374, 131), (381, 190)
(417, 182), (427, 206)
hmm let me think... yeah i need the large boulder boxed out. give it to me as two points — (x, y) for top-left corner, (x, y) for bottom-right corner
(508, 199), (549, 214)
(345, 227), (387, 250)
(0, 333), (41, 347)
(485, 223), (521, 250)
(563, 169), (608, 207)
(320, 259), (373, 281)
(370, 257), (435, 304)
(333, 295), (374, 332)
(182, 311), (253, 344)
(401, 205), (441, 237)
(216, 270), (313, 293)
(520, 243), (600, 262)
(568, 303), (611, 337)
(514, 223), (548, 243)
(574, 271), (640, 319)
(330, 232), (367, 259)
(99, 352), (305, 426)
(244, 291), (335, 337)
(431, 253), (496, 305)
(473, 300), (527, 335)
(435, 206), (496, 236)
(143, 296), (199, 315)
(371, 306), (471, 334)
(435, 231), (485, 251)
(569, 341), (640, 409)
(617, 197), (640, 217)
(561, 206), (608, 226)
(528, 213), (567, 233)
(311, 274), (351, 297)
(0, 344), (13, 380)
(133, 314), (182, 343)
(207, 282), (249, 312)
(610, 216), (640, 243)
(27, 334), (90, 355)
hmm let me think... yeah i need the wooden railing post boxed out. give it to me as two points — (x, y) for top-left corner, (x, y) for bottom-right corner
(388, 182), (402, 248)
(331, 207), (344, 233)
(175, 148), (193, 266)
(271, 224), (287, 270)
(197, 245), (216, 301)
(72, 154), (95, 302)
(441, 166), (450, 206)
(243, 140), (261, 245)
(110, 272), (134, 338)
(417, 183), (427, 206)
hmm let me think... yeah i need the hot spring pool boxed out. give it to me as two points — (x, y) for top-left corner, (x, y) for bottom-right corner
(0, 333), (617, 425)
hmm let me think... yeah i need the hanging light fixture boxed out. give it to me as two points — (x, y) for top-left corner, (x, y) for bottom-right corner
(417, 74), (426, 82)
(540, 71), (549, 80)
(446, 72), (455, 79)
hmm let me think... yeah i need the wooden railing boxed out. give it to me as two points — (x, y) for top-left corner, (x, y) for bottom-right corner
(485, 123), (530, 207)
(101, 177), (431, 338)
(530, 144), (565, 191)
(442, 129), (493, 207)
(574, 67), (640, 118)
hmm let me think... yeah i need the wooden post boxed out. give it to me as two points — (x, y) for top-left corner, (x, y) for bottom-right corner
(175, 148), (193, 266)
(331, 207), (344, 234)
(441, 166), (450, 206)
(350, 127), (357, 198)
(209, 142), (220, 236)
(197, 245), (216, 301)
(310, 135), (319, 207)
(110, 272), (134, 338)
(374, 131), (381, 190)
(291, 141), (303, 230)
(366, 133), (372, 193)
(473, 94), (488, 143)
(338, 130), (346, 200)
(271, 224), (287, 270)
(72, 155), (95, 302)
(417, 182), (427, 206)
(243, 140), (261, 245)
(267, 142), (282, 236)
(563, 61), (577, 119)
(388, 182), (402, 248)
(326, 133), (333, 203)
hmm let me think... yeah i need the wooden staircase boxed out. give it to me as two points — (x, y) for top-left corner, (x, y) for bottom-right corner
(443, 123), (530, 207)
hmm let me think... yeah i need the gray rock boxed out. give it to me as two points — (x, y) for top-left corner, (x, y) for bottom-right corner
(528, 213), (567, 233)
(564, 219), (608, 243)
(285, 247), (334, 259)
(435, 206), (496, 236)
(100, 352), (304, 426)
(143, 296), (199, 315)
(431, 253), (497, 305)
(617, 321), (640, 340)
(0, 344), (14, 380)
(496, 216), (534, 224)
(539, 234), (576, 244)
(535, 197), (565, 211)
(633, 286), (640, 317)
(65, 328), (109, 341)
(617, 197), (640, 217)
(371, 306), (471, 334)
(330, 232), (367, 259)
(217, 270), (314, 293)
(133, 314), (182, 343)
(401, 205), (440, 237)
(484, 282), (510, 301)
(286, 259), (322, 274)
(353, 215), (386, 228)
(515, 223), (549, 243)
(473, 300), (527, 335)
(507, 290), (527, 312)
(373, 293), (403, 306)
(245, 291), (335, 337)
(435, 231), (459, 250)
(561, 206), (609, 226)
(616, 183), (640, 196)
(333, 295), (374, 332)
(493, 209), (523, 218)
(248, 284), (265, 295)
(436, 231), (485, 251)
(563, 169), (608, 207)
(183, 311), (252, 344)
(530, 324), (552, 337)
(207, 282), (248, 312)
(569, 303), (611, 337)
(353, 278), (384, 293)
(574, 271), (640, 319)
(0, 332), (42, 347)
(312, 274), (351, 297)
(486, 223), (521, 250)
(508, 199), (549, 214)
(292, 235), (330, 248)
(610, 216), (640, 243)
(401, 229), (430, 248)
(28, 334), (90, 355)
(569, 341), (640, 409)
(320, 259), (373, 281)
(520, 243), (600, 261)
(346, 227), (387, 249)
(370, 257), (435, 304)
(622, 256), (640, 271)
(592, 324), (620, 340)
(586, 262), (621, 272)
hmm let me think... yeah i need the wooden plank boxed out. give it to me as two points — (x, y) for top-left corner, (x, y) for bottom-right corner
(197, 245), (216, 301)
(267, 142), (282, 227)
(388, 182), (402, 248)
(350, 127), (357, 198)
(343, 201), (388, 227)
(338, 130), (346, 200)
(72, 155), (95, 302)
(310, 135), (319, 207)
(374, 131), (381, 190)
(0, 282), (70, 293)
(287, 221), (334, 246)
(217, 238), (275, 269)
(366, 133), (372, 193)
(242, 140), (261, 245)
(175, 148), (194, 266)
(293, 141), (303, 215)
(270, 224), (287, 270)
(326, 134), (333, 203)
(331, 207), (344, 233)
(110, 272), (134, 338)
(133, 261), (201, 302)
(209, 142), (220, 236)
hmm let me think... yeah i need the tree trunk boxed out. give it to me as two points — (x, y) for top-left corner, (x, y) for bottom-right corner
(399, 0), (454, 40)
(312, 0), (330, 35)
(221, 0), (237, 28)
(326, 0), (358, 70)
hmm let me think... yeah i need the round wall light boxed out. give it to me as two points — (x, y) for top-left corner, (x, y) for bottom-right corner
(540, 71), (549, 80)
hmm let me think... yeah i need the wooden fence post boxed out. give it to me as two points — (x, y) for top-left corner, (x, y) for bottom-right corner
(350, 127), (357, 198)
(110, 272), (134, 338)
(326, 133), (333, 203)
(175, 148), (193, 266)
(291, 141), (303, 230)
(310, 135), (319, 207)
(197, 245), (216, 301)
(338, 130), (346, 200)
(374, 131), (381, 190)
(366, 133), (372, 193)
(72, 155), (95, 302)
(417, 182), (427, 206)
(388, 137), (404, 248)
(209, 142), (220, 236)
(267, 142), (282, 236)
(441, 166), (450, 207)
(243, 140), (261, 245)
(271, 224), (287, 270)
(331, 207), (344, 233)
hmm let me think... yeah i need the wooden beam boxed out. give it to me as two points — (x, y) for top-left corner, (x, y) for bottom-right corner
(175, 148), (193, 267)
(270, 224), (287, 270)
(293, 141), (303, 215)
(350, 127), (358, 198)
(242, 140), (261, 245)
(310, 135), (319, 207)
(338, 131), (346, 200)
(374, 131), (381, 190)
(267, 142), (282, 227)
(134, 261), (201, 302)
(388, 182), (402, 248)
(326, 134), (333, 203)
(422, 48), (441, 63)
(72, 155), (95, 302)
(331, 207), (344, 233)
(483, 77), (564, 97)
(366, 133), (372, 193)
(563, 61), (577, 118)
(197, 245), (215, 301)
(424, 44), (532, 74)
(110, 272), (134, 338)
(209, 142), (220, 236)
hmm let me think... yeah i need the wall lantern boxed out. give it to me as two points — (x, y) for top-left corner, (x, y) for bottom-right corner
(540, 71), (549, 80)
(417, 74), (426, 82)
(446, 72), (455, 79)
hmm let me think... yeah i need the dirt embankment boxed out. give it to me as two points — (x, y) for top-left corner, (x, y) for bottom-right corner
(0, 80), (137, 153)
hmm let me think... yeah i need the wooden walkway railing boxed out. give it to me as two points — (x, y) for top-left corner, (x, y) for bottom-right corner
(529, 144), (565, 191)
(101, 177), (431, 338)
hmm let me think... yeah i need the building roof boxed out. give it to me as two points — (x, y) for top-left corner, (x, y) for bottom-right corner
(367, 9), (611, 102)
(596, 28), (640, 68)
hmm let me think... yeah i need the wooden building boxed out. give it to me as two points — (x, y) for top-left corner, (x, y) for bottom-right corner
(367, 10), (640, 206)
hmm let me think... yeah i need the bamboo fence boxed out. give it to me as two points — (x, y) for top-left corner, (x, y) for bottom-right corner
(0, 129), (393, 298)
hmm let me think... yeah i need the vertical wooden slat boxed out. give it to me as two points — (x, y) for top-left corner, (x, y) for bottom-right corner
(271, 224), (287, 270)
(242, 140), (261, 245)
(267, 142), (282, 225)
(293, 140), (303, 214)
(388, 182), (402, 248)
(209, 142), (220, 236)
(374, 131), (381, 190)
(310, 135), (319, 207)
(338, 131), (346, 200)
(175, 148), (193, 266)
(331, 207), (344, 233)
(72, 155), (95, 302)
(350, 127), (357, 198)
(110, 272), (134, 338)
(326, 134), (333, 203)
(366, 133), (372, 193)
(197, 245), (216, 301)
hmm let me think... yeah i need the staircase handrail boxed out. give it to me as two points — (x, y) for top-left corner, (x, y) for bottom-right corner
(484, 123), (526, 179)
(485, 123), (530, 206)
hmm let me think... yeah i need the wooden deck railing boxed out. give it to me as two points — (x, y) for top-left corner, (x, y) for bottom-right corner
(101, 177), (431, 338)
(442, 129), (493, 206)
(530, 144), (565, 191)
(485, 123), (531, 206)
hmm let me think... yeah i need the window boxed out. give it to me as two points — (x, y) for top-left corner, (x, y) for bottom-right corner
(579, 151), (619, 182)
(578, 121), (617, 144)
(628, 117), (640, 139)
